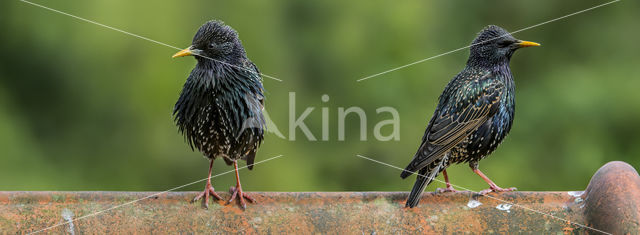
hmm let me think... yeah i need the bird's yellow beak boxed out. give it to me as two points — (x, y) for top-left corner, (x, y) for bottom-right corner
(172, 46), (194, 58)
(517, 40), (541, 48)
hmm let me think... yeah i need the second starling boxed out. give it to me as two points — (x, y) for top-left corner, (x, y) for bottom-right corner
(400, 25), (540, 208)
(172, 20), (265, 209)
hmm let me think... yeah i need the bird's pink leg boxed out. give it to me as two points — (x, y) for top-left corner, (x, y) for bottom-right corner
(472, 168), (516, 195)
(436, 170), (464, 193)
(192, 159), (223, 209)
(228, 161), (255, 210)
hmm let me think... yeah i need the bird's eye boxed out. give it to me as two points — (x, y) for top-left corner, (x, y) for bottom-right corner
(498, 40), (513, 48)
(208, 43), (216, 49)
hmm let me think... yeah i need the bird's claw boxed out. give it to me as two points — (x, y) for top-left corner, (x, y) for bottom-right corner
(478, 186), (517, 195)
(228, 186), (255, 210)
(192, 184), (222, 209)
(436, 186), (466, 193)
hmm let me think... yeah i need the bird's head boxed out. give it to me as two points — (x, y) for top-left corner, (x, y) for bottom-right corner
(172, 20), (246, 65)
(468, 25), (540, 67)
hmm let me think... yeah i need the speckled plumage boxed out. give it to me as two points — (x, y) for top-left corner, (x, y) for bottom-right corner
(174, 21), (265, 168)
(401, 25), (538, 208)
(172, 20), (265, 209)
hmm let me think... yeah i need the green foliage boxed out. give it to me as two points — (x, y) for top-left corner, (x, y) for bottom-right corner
(0, 0), (638, 192)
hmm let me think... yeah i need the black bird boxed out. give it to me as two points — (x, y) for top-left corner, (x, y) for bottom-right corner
(400, 25), (539, 208)
(172, 20), (265, 209)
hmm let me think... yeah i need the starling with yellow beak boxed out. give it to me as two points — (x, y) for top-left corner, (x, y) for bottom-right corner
(172, 20), (265, 210)
(401, 25), (540, 208)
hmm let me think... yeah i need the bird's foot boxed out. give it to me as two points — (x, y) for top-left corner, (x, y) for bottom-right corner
(436, 185), (465, 193)
(192, 183), (223, 209)
(478, 185), (517, 195)
(228, 186), (255, 210)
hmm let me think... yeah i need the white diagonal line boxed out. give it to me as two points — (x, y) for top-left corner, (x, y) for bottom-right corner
(28, 154), (285, 234)
(355, 154), (611, 235)
(19, 0), (283, 82)
(356, 0), (621, 82)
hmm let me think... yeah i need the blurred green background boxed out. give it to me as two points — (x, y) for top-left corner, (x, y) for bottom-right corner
(1, 0), (638, 193)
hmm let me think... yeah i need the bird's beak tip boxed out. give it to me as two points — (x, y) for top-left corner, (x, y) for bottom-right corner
(518, 40), (541, 48)
(172, 47), (194, 58)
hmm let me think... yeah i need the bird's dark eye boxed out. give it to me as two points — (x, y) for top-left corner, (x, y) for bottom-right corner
(208, 43), (216, 49)
(498, 40), (513, 47)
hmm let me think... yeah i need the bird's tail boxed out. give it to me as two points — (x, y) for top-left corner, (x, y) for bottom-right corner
(405, 160), (443, 208)
(400, 166), (414, 179)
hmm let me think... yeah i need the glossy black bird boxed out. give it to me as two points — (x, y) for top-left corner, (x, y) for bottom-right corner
(400, 25), (539, 208)
(172, 20), (265, 209)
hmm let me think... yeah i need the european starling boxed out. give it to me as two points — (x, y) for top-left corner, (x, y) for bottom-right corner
(172, 20), (265, 209)
(400, 25), (539, 208)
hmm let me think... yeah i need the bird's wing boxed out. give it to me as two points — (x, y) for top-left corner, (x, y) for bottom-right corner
(240, 61), (284, 139)
(239, 60), (265, 169)
(402, 73), (505, 176)
(244, 60), (265, 108)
